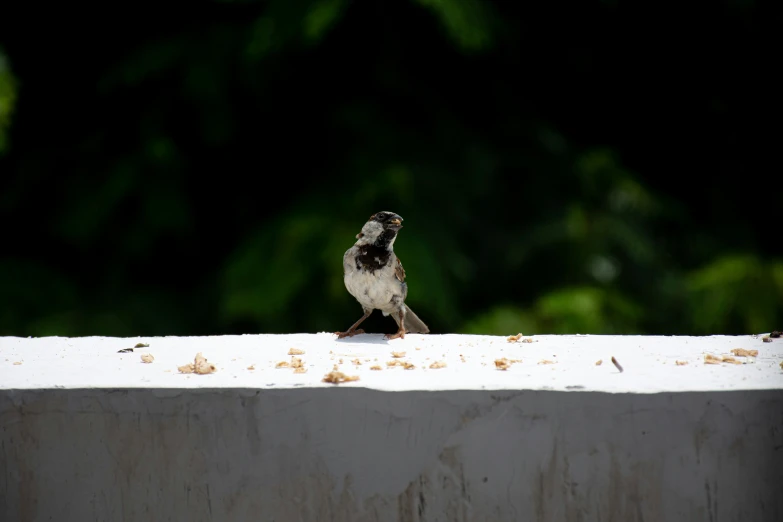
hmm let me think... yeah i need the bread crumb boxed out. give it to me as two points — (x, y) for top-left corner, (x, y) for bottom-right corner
(294, 367), (307, 374)
(247, 365), (255, 370)
(333, 364), (339, 371)
(322, 371), (359, 384)
(507, 333), (523, 342)
(595, 359), (603, 366)
(731, 348), (758, 357)
(352, 358), (362, 365)
(429, 361), (447, 369)
(415, 347), (421, 351)
(195, 353), (217, 374)
(522, 338), (534, 343)
(538, 359), (555, 365)
(495, 358), (510, 370)
(140, 353), (154, 364)
(762, 335), (771, 343)
(675, 360), (688, 366)
(231, 358), (236, 361)
(370, 365), (382, 371)
(288, 348), (305, 355)
(721, 356), (742, 365)
(338, 358), (344, 364)
(135, 343), (149, 348)
(387, 360), (405, 367)
(704, 354), (721, 365)
(291, 357), (304, 369)
(275, 361), (290, 368)
(391, 351), (406, 358)
(12, 361), (22, 366)
(404, 361), (415, 370)
(178, 352), (217, 374)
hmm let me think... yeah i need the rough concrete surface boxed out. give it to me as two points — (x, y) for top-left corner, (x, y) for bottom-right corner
(1, 334), (782, 521)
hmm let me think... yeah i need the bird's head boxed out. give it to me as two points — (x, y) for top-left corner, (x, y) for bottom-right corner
(355, 211), (403, 246)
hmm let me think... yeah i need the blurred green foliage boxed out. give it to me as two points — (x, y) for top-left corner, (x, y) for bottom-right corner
(0, 0), (779, 337)
(0, 48), (16, 154)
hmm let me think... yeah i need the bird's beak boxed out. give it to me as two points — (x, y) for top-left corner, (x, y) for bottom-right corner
(388, 215), (403, 229)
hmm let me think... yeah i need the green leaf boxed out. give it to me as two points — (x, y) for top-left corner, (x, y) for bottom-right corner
(0, 48), (17, 155)
(687, 255), (783, 333)
(413, 0), (495, 51)
(461, 305), (536, 335)
(533, 286), (642, 334)
(303, 0), (346, 43)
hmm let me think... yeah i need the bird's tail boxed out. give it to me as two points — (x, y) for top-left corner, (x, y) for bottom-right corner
(394, 305), (430, 334)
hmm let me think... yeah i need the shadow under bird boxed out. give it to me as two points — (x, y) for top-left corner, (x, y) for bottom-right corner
(336, 211), (430, 340)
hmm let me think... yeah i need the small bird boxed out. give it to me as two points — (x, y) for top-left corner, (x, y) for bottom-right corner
(336, 211), (430, 340)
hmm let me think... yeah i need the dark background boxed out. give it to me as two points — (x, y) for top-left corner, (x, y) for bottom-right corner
(0, 0), (779, 338)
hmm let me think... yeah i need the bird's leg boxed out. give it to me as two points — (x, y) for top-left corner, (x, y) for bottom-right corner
(385, 309), (406, 340)
(335, 310), (372, 338)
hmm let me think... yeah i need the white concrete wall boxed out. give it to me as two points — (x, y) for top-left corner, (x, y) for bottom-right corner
(1, 333), (782, 521)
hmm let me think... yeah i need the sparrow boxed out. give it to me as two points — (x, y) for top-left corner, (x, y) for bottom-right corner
(336, 211), (430, 340)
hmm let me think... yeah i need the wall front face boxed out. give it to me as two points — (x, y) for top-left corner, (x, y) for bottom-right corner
(1, 388), (782, 522)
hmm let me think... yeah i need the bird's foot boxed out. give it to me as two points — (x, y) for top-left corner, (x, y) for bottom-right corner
(385, 329), (406, 340)
(335, 328), (365, 339)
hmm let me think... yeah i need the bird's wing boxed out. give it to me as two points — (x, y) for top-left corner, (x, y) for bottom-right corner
(394, 256), (406, 283)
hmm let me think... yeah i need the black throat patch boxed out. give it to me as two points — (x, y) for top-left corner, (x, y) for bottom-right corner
(355, 229), (397, 272)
